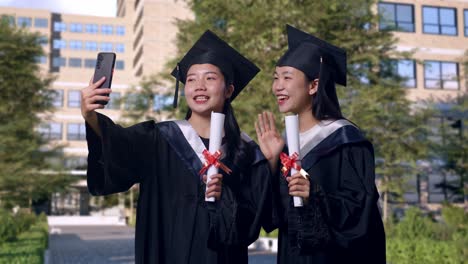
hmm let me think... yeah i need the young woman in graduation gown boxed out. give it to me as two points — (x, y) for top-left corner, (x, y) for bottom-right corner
(81, 30), (276, 264)
(255, 25), (386, 264)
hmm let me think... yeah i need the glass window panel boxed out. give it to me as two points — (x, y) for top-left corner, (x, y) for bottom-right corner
(153, 95), (172, 111)
(107, 92), (121, 110)
(68, 58), (82, 68)
(443, 81), (458, 90)
(53, 39), (66, 49)
(100, 42), (113, 52)
(85, 24), (98, 33)
(424, 25), (439, 33)
(441, 62), (457, 77)
(425, 80), (440, 89)
(116, 26), (125, 35)
(85, 41), (97, 51)
(35, 56), (47, 64)
(68, 90), (81, 108)
(69, 23), (83, 32)
(379, 3), (395, 22)
(441, 26), (456, 35)
(67, 123), (86, 141)
(398, 60), (414, 78)
(34, 18), (48, 28)
(425, 61), (440, 79)
(423, 7), (438, 24)
(397, 5), (412, 22)
(52, 57), (66, 67)
(101, 25), (113, 35)
(69, 40), (82, 50)
(440, 8), (455, 26)
(115, 60), (125, 70)
(115, 43), (125, 53)
(52, 89), (63, 107)
(84, 59), (96, 68)
(399, 23), (414, 32)
(53, 22), (66, 32)
(17, 17), (32, 27)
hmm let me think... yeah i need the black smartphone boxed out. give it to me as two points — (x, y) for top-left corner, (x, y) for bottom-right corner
(92, 52), (116, 105)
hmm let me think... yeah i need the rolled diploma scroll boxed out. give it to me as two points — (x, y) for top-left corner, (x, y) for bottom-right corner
(205, 111), (225, 202)
(285, 115), (304, 207)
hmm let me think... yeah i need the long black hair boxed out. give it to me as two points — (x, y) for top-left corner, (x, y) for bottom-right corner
(308, 65), (344, 121)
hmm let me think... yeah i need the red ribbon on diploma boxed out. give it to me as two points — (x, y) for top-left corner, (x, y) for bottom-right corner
(199, 149), (232, 176)
(280, 152), (302, 177)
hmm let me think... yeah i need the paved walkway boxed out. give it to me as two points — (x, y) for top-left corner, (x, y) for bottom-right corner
(47, 226), (135, 264)
(47, 225), (276, 263)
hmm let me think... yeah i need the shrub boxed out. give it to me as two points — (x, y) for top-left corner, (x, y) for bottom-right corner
(0, 209), (18, 244)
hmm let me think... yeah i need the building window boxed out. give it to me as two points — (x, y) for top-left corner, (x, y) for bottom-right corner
(52, 89), (63, 107)
(85, 41), (97, 51)
(85, 23), (98, 33)
(464, 10), (468, 36)
(84, 59), (97, 68)
(378, 2), (414, 32)
(423, 6), (457, 36)
(17, 17), (32, 27)
(53, 39), (67, 49)
(153, 95), (172, 111)
(115, 60), (125, 70)
(107, 92), (121, 110)
(424, 61), (458, 90)
(53, 22), (67, 32)
(64, 156), (87, 169)
(1, 15), (15, 26)
(35, 56), (47, 64)
(67, 123), (86, 141)
(68, 90), (81, 108)
(115, 43), (125, 53)
(101, 25), (113, 35)
(37, 36), (48, 46)
(38, 123), (62, 140)
(69, 40), (82, 50)
(34, 18), (48, 28)
(69, 23), (83, 32)
(116, 25), (125, 35)
(52, 57), (66, 67)
(381, 59), (416, 88)
(69, 58), (82, 68)
(100, 42), (113, 52)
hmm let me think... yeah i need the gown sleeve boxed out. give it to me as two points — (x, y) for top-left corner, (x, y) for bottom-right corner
(86, 112), (155, 196)
(207, 143), (279, 248)
(293, 143), (379, 253)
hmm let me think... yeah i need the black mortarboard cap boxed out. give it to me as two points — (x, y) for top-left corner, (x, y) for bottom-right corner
(277, 25), (346, 87)
(171, 30), (260, 107)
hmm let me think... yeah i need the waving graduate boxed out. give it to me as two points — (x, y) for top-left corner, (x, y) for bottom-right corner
(82, 30), (276, 264)
(255, 25), (386, 264)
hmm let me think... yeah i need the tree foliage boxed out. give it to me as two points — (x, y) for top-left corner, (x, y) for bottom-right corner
(0, 19), (71, 210)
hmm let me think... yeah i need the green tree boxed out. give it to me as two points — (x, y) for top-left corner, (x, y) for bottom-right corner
(0, 18), (71, 210)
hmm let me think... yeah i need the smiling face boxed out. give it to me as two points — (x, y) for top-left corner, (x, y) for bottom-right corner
(184, 63), (234, 118)
(272, 66), (316, 115)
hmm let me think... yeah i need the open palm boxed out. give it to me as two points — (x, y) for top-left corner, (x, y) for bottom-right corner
(255, 111), (285, 161)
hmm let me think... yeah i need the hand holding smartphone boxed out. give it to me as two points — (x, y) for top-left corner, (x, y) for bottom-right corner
(93, 52), (116, 105)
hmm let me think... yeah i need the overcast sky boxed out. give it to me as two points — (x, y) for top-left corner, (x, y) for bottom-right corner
(0, 0), (117, 17)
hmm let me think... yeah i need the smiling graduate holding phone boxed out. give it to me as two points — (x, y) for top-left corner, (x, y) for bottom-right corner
(80, 30), (276, 263)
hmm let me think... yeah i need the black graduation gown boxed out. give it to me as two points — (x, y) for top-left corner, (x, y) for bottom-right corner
(85, 113), (275, 264)
(275, 122), (386, 264)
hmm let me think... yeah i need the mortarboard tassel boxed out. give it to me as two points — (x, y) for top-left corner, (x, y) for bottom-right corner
(173, 63), (180, 108)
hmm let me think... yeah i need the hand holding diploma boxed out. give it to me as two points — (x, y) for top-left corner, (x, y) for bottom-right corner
(200, 112), (232, 202)
(284, 115), (310, 207)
